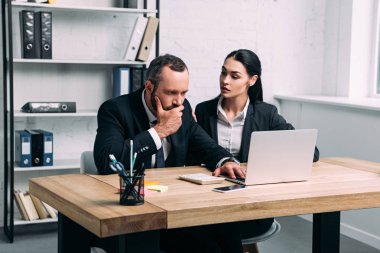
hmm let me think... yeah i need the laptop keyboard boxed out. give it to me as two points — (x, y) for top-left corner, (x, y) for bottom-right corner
(221, 176), (246, 185)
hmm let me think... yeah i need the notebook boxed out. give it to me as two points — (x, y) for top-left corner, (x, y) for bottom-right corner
(225, 129), (318, 186)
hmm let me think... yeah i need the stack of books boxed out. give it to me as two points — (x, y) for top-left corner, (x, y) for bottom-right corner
(14, 190), (57, 221)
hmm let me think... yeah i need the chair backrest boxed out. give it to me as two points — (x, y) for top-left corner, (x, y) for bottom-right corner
(80, 151), (98, 174)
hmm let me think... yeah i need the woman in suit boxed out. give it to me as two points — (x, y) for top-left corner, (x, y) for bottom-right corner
(192, 49), (319, 241)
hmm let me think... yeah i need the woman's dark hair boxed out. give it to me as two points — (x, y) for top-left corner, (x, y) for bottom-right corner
(225, 49), (263, 102)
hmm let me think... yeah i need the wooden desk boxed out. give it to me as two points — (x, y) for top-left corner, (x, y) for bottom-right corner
(29, 157), (380, 253)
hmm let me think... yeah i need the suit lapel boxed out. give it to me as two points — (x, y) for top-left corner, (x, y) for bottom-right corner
(209, 114), (218, 143)
(130, 88), (150, 132)
(240, 104), (255, 162)
(208, 98), (219, 143)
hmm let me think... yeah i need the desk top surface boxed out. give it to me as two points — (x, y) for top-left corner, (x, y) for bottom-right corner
(29, 157), (380, 238)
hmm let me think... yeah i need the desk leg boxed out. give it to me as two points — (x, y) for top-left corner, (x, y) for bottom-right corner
(58, 213), (93, 253)
(58, 213), (161, 253)
(312, 211), (340, 253)
(98, 230), (160, 253)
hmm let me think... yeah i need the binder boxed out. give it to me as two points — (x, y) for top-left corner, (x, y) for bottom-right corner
(113, 67), (130, 97)
(124, 0), (143, 8)
(136, 17), (159, 62)
(21, 101), (76, 113)
(27, 130), (44, 167)
(14, 190), (29, 220)
(30, 194), (49, 219)
(35, 11), (52, 59)
(23, 192), (39, 220)
(20, 10), (38, 59)
(33, 129), (53, 166)
(124, 16), (148, 61)
(15, 130), (32, 167)
(42, 202), (57, 218)
(130, 67), (148, 92)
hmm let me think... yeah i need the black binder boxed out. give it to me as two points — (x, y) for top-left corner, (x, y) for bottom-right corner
(35, 11), (52, 59)
(20, 10), (38, 59)
(130, 67), (149, 92)
(130, 67), (143, 92)
(27, 130), (44, 167)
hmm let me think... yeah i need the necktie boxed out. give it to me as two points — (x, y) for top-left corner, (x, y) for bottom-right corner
(151, 120), (165, 168)
(155, 147), (165, 168)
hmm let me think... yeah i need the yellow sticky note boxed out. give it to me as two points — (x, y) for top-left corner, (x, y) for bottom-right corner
(147, 185), (168, 192)
(145, 180), (160, 186)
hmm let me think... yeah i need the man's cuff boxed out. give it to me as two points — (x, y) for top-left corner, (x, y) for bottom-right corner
(148, 127), (162, 150)
(216, 157), (240, 169)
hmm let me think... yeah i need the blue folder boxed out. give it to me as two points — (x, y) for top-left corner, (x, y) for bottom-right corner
(15, 130), (32, 167)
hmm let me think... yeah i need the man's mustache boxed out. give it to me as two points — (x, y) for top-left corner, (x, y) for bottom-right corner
(163, 104), (180, 111)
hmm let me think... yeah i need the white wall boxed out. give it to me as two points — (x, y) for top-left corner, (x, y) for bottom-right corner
(160, 0), (325, 107)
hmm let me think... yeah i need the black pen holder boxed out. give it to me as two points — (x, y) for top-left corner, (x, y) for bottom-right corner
(119, 174), (144, 206)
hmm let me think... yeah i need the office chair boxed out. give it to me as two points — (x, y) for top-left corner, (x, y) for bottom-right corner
(80, 150), (98, 174)
(242, 219), (281, 253)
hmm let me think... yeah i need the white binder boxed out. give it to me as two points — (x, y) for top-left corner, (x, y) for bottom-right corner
(124, 16), (148, 61)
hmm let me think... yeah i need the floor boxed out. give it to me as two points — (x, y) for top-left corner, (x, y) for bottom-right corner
(0, 216), (379, 253)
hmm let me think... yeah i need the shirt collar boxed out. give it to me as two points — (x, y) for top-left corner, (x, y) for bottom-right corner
(216, 96), (250, 121)
(141, 89), (157, 124)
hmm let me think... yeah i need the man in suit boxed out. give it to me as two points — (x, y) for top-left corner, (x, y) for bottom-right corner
(94, 54), (246, 253)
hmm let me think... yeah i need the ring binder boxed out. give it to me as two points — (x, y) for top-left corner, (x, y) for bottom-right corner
(35, 11), (52, 59)
(20, 10), (38, 59)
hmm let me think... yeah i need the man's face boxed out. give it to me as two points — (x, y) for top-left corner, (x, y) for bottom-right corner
(146, 66), (189, 113)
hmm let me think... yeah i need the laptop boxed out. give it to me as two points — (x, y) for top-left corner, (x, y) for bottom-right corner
(225, 129), (318, 186)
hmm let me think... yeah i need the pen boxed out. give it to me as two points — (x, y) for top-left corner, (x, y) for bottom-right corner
(131, 152), (137, 171)
(130, 139), (133, 182)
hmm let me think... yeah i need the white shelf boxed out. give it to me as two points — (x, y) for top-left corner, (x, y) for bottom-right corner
(11, 2), (157, 14)
(13, 110), (97, 118)
(14, 217), (57, 226)
(13, 58), (146, 65)
(15, 159), (80, 172)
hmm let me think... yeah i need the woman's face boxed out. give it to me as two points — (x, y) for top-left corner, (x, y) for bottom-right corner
(219, 57), (257, 99)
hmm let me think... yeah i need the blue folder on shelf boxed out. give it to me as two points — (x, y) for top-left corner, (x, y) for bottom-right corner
(15, 130), (32, 167)
(113, 66), (130, 98)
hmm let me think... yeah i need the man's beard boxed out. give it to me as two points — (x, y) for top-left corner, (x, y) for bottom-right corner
(151, 86), (179, 111)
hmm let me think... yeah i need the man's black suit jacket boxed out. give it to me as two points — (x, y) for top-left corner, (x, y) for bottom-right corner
(192, 97), (319, 163)
(94, 88), (232, 174)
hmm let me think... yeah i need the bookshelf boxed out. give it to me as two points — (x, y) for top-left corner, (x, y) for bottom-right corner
(2, 0), (160, 242)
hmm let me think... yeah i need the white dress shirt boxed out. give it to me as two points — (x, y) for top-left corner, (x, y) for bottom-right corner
(141, 90), (171, 165)
(216, 97), (249, 157)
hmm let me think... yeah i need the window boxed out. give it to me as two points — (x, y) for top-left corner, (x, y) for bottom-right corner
(375, 1), (380, 96)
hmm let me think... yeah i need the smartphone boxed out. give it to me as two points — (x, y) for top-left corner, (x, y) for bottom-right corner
(213, 184), (246, 193)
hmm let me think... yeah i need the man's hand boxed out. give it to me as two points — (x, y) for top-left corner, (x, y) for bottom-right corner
(212, 162), (246, 179)
(154, 96), (184, 139)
